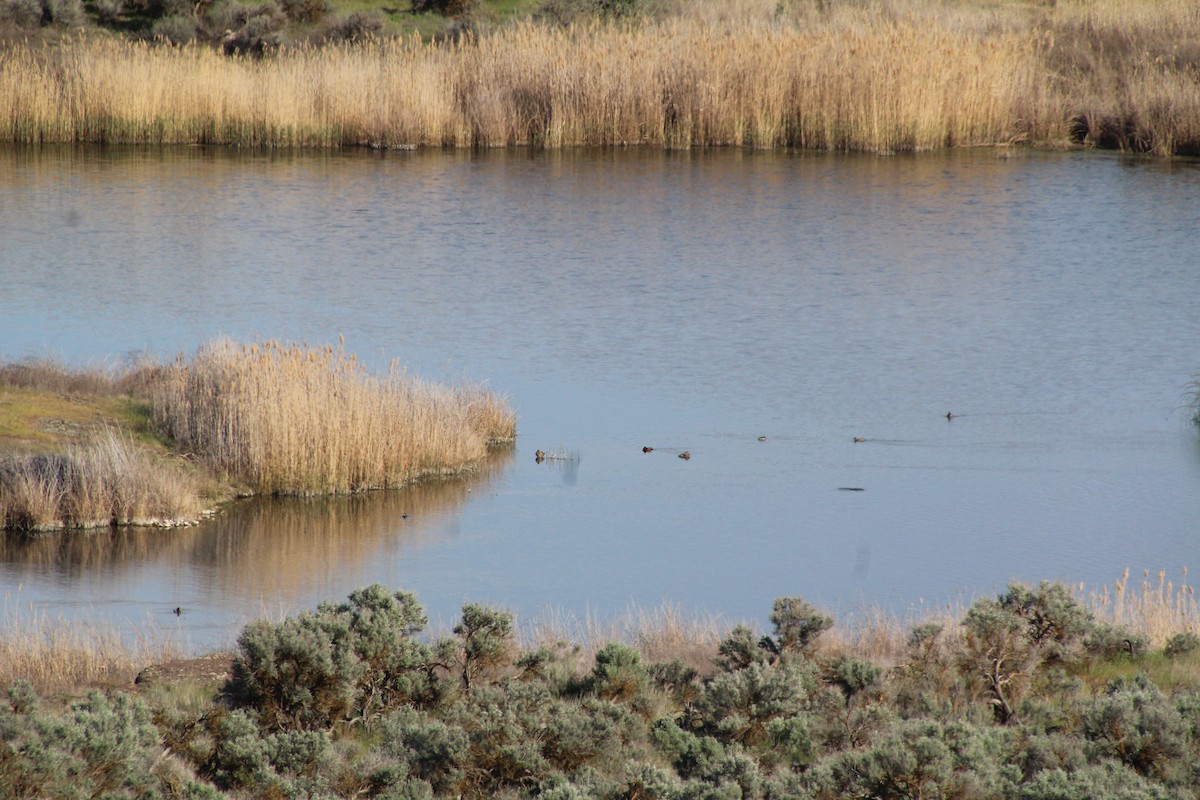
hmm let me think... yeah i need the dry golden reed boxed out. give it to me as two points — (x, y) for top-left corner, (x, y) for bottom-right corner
(1, 0), (1196, 153)
(147, 339), (515, 495)
(1083, 567), (1200, 648)
(0, 357), (120, 396)
(0, 428), (203, 531)
(524, 602), (728, 675)
(0, 605), (183, 694)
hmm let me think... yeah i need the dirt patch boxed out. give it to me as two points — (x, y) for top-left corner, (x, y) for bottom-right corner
(133, 653), (235, 688)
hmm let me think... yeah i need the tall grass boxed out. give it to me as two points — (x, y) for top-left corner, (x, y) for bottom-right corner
(1085, 567), (1200, 647)
(0, 602), (184, 694)
(1, 0), (1196, 153)
(1, 341), (515, 522)
(0, 428), (203, 531)
(146, 339), (515, 495)
(0, 357), (121, 396)
(524, 602), (728, 675)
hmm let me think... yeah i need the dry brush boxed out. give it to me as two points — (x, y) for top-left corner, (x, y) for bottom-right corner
(0, 0), (1197, 153)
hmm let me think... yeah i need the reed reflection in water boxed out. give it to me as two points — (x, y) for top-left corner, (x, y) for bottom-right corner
(0, 448), (513, 648)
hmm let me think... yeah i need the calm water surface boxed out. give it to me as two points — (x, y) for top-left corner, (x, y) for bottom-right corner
(2, 145), (1199, 650)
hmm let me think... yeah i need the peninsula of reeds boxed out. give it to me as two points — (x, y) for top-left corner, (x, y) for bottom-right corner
(0, 340), (516, 531)
(147, 339), (516, 494)
(1, 0), (1198, 155)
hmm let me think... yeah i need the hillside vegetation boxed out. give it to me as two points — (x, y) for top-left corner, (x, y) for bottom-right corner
(6, 574), (1200, 799)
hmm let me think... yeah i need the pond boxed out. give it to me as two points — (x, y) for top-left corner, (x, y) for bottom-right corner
(2, 144), (1199, 651)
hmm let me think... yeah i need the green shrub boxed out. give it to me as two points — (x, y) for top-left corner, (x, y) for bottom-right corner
(648, 658), (701, 708)
(588, 642), (647, 702)
(205, 709), (276, 790)
(18, 584), (1200, 800)
(452, 686), (555, 794)
(379, 777), (436, 799)
(996, 581), (1096, 656)
(0, 682), (204, 799)
(152, 13), (199, 42)
(0, 0), (44, 28)
(1080, 674), (1190, 783)
(893, 621), (963, 718)
(1016, 761), (1186, 800)
(765, 596), (834, 659)
(1011, 731), (1087, 782)
(1085, 621), (1150, 660)
(692, 661), (813, 747)
(651, 717), (725, 779)
(830, 654), (883, 701)
(716, 624), (768, 672)
(620, 762), (681, 800)
(453, 603), (515, 695)
(205, 0), (286, 54)
(411, 0), (476, 17)
(278, 0), (326, 22)
(515, 640), (585, 694)
(93, 0), (122, 22)
(543, 699), (632, 772)
(321, 9), (383, 43)
(43, 0), (82, 25)
(805, 718), (1017, 800)
(381, 707), (469, 795)
(202, 708), (338, 794)
(225, 584), (438, 731)
(715, 597), (833, 671)
(1163, 631), (1200, 658)
(962, 582), (1098, 724)
(807, 718), (954, 800)
(534, 0), (655, 25)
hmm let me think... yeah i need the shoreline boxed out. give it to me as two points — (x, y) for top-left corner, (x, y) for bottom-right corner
(3, 1), (1199, 156)
(0, 342), (517, 533)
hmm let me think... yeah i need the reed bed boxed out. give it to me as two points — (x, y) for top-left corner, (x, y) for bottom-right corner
(1, 0), (1196, 153)
(0, 428), (203, 531)
(1084, 567), (1200, 648)
(0, 605), (183, 694)
(146, 339), (515, 495)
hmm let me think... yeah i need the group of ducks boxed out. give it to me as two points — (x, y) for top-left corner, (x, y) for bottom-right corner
(536, 413), (959, 464)
(638, 446), (690, 459)
(638, 433), (771, 461)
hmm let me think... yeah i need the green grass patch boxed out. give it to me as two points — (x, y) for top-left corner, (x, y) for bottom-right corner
(0, 386), (154, 453)
(1080, 650), (1200, 696)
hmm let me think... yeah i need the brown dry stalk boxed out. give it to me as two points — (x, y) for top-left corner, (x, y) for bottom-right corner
(1, 0), (1196, 153)
(0, 429), (202, 531)
(1085, 567), (1200, 647)
(146, 339), (515, 495)
(0, 607), (184, 694)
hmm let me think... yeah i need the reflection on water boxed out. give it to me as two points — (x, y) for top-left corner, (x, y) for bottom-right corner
(1, 450), (512, 647)
(2, 144), (1199, 650)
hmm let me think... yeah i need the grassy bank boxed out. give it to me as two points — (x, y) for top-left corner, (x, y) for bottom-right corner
(1, 0), (1198, 154)
(5, 572), (1200, 799)
(0, 358), (209, 531)
(0, 341), (516, 531)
